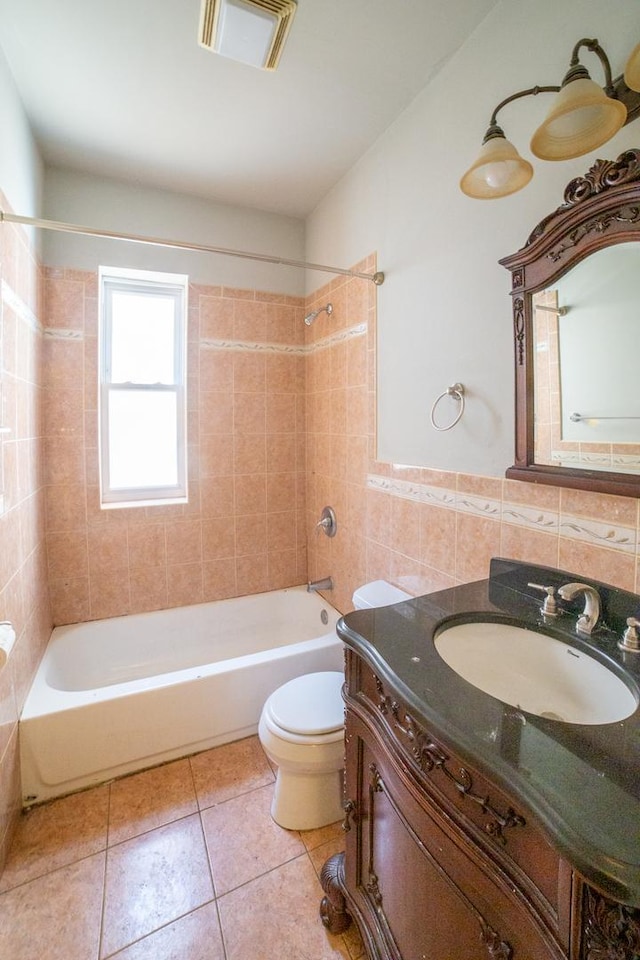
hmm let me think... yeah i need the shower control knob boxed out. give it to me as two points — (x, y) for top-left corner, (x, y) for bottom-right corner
(316, 506), (337, 538)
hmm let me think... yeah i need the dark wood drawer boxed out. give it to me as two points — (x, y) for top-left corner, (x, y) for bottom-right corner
(347, 653), (569, 945)
(346, 724), (566, 960)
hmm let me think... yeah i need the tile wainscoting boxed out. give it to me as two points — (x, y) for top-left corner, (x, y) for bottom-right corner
(305, 256), (640, 614)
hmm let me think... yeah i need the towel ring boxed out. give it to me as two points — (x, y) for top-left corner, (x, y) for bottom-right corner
(430, 383), (465, 431)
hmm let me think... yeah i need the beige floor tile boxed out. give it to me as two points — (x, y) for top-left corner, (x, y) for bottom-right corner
(343, 920), (366, 960)
(201, 782), (305, 895)
(108, 759), (198, 845)
(217, 854), (351, 960)
(189, 736), (274, 809)
(307, 836), (345, 879)
(101, 815), (214, 957)
(109, 901), (225, 960)
(0, 785), (109, 892)
(0, 852), (105, 960)
(300, 817), (343, 852)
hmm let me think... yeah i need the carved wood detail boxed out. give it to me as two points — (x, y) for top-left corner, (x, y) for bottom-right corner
(367, 765), (384, 907)
(319, 852), (352, 934)
(547, 205), (640, 262)
(526, 149), (640, 246)
(513, 297), (525, 366)
(480, 926), (514, 960)
(374, 676), (526, 845)
(564, 150), (640, 205)
(583, 885), (640, 960)
(511, 268), (524, 290)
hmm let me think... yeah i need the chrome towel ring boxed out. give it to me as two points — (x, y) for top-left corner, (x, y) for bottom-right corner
(430, 383), (465, 431)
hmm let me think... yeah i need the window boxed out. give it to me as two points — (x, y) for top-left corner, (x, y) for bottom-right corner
(99, 266), (188, 507)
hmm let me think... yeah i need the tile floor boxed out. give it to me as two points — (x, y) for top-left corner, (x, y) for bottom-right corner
(0, 736), (364, 960)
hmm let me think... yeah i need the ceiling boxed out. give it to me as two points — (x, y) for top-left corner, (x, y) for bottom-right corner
(0, 0), (498, 218)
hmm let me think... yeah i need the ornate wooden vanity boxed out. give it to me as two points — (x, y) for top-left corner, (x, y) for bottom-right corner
(320, 561), (640, 959)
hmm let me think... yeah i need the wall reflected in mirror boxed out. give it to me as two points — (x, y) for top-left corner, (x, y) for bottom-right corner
(533, 242), (640, 475)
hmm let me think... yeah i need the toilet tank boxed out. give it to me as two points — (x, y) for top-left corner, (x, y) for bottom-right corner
(352, 580), (412, 610)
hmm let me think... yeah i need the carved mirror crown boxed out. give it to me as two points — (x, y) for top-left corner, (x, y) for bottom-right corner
(500, 148), (640, 498)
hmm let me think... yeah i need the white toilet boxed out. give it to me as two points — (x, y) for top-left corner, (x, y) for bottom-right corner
(258, 580), (411, 830)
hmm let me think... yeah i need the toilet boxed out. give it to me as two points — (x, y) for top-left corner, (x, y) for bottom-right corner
(258, 580), (411, 830)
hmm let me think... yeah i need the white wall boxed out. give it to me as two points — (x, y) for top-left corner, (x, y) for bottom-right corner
(304, 0), (640, 475)
(43, 167), (306, 295)
(0, 46), (42, 223)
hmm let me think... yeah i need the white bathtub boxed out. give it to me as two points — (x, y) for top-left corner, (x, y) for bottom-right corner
(20, 586), (342, 805)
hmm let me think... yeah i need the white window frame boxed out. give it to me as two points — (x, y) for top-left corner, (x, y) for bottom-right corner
(98, 265), (188, 508)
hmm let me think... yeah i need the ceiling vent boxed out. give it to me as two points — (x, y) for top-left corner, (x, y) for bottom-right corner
(198, 0), (297, 71)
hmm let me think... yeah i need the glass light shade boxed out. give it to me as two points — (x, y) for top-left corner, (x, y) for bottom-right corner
(530, 78), (627, 161)
(460, 136), (533, 199)
(624, 42), (640, 93)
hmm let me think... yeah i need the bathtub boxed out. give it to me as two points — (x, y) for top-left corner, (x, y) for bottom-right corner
(19, 586), (343, 805)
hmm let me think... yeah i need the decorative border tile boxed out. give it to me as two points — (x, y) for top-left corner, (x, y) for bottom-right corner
(200, 322), (367, 356)
(368, 473), (636, 554)
(501, 502), (559, 534)
(1, 280), (41, 333)
(201, 338), (304, 355)
(559, 514), (637, 553)
(367, 474), (456, 509)
(551, 449), (640, 473)
(612, 454), (640, 471)
(43, 328), (84, 341)
(455, 493), (501, 520)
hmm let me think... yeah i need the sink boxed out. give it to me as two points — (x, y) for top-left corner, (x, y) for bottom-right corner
(434, 621), (638, 725)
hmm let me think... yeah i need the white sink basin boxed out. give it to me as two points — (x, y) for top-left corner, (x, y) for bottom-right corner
(434, 621), (638, 725)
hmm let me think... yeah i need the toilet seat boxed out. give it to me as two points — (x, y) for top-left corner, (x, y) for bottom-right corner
(264, 671), (344, 736)
(258, 671), (345, 829)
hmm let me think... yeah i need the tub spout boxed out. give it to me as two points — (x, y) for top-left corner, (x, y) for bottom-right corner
(308, 577), (333, 592)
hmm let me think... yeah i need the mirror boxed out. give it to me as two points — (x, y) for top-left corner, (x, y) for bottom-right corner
(500, 148), (640, 497)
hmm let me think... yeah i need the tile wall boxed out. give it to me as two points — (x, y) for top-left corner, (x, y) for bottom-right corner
(305, 256), (640, 614)
(43, 273), (308, 624)
(0, 200), (52, 872)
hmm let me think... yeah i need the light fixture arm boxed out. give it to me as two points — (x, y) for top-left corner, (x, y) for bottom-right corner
(568, 38), (616, 95)
(461, 36), (640, 200)
(484, 85), (560, 142)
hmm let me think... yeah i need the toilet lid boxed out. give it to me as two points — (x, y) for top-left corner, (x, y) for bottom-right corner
(267, 671), (344, 736)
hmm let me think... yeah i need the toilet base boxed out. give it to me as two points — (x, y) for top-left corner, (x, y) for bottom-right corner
(270, 766), (344, 831)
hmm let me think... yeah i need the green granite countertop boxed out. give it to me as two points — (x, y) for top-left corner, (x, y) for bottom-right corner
(338, 559), (640, 905)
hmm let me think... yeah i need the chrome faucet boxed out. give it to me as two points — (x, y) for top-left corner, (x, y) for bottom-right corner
(307, 577), (333, 592)
(557, 582), (601, 637)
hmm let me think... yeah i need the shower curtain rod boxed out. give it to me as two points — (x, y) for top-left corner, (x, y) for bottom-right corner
(0, 211), (385, 285)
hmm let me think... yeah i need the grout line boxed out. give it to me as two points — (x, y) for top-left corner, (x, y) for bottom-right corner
(98, 901), (219, 960)
(97, 785), (110, 960)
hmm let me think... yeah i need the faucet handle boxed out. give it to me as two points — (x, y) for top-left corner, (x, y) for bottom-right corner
(315, 506), (337, 538)
(619, 617), (640, 653)
(527, 582), (559, 618)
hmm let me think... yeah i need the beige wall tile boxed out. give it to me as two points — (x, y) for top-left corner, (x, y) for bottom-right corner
(558, 538), (636, 591)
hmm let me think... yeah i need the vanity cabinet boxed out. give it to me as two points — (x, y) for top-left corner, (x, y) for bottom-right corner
(321, 644), (640, 960)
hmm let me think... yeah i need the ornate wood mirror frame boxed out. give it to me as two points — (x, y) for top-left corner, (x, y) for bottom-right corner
(500, 148), (640, 498)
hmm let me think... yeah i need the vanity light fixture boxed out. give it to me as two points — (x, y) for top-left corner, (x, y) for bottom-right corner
(625, 42), (640, 93)
(198, 0), (297, 71)
(461, 38), (640, 200)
